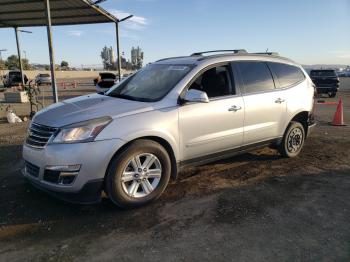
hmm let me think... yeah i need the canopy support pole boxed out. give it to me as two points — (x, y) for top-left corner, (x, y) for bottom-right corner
(14, 27), (25, 86)
(115, 22), (121, 81)
(44, 0), (58, 103)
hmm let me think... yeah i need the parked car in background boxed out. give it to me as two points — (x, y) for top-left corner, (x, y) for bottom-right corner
(35, 73), (51, 86)
(310, 69), (339, 98)
(23, 50), (315, 208)
(3, 71), (28, 87)
(94, 72), (118, 93)
(337, 71), (350, 77)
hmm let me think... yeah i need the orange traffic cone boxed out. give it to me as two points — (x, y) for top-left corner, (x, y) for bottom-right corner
(330, 98), (346, 126)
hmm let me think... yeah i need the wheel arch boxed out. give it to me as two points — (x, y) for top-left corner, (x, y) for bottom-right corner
(287, 111), (309, 136)
(105, 136), (178, 182)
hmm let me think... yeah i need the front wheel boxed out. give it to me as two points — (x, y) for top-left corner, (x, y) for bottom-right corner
(105, 140), (171, 208)
(278, 121), (305, 158)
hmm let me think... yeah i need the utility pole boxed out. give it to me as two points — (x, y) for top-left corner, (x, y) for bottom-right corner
(14, 29), (32, 86)
(44, 0), (58, 103)
(115, 14), (133, 81)
(14, 27), (25, 86)
(0, 49), (7, 82)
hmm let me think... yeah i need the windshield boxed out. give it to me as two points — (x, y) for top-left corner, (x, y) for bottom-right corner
(310, 70), (336, 77)
(40, 74), (50, 77)
(106, 64), (193, 102)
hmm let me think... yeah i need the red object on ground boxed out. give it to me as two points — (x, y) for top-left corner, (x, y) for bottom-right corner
(331, 98), (346, 126)
(317, 100), (338, 105)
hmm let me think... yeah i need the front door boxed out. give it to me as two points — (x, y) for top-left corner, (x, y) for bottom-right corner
(179, 64), (244, 160)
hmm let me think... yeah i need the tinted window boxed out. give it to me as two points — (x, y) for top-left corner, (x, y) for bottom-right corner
(189, 65), (233, 98)
(235, 62), (274, 94)
(310, 70), (336, 77)
(269, 62), (305, 88)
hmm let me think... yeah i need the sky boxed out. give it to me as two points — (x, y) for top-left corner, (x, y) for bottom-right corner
(0, 0), (349, 67)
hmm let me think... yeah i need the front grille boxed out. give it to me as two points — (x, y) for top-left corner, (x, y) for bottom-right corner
(26, 122), (58, 148)
(25, 161), (40, 178)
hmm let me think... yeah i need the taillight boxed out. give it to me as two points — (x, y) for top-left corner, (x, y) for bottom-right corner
(312, 83), (317, 97)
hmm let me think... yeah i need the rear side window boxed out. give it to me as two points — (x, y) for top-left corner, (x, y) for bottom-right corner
(268, 62), (305, 88)
(234, 61), (275, 94)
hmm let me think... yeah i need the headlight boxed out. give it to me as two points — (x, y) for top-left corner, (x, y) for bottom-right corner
(52, 117), (112, 144)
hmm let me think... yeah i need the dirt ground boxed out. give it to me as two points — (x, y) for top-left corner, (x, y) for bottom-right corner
(0, 79), (349, 261)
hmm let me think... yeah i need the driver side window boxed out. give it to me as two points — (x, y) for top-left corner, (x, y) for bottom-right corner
(189, 65), (234, 98)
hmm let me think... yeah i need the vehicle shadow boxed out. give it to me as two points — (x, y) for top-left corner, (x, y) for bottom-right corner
(0, 145), (281, 228)
(0, 140), (336, 242)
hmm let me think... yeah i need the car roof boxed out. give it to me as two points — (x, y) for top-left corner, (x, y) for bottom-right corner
(154, 51), (297, 66)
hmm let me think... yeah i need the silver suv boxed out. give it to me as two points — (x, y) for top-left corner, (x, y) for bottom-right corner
(23, 50), (316, 208)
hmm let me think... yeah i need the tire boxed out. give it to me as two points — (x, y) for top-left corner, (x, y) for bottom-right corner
(105, 139), (171, 208)
(278, 121), (305, 158)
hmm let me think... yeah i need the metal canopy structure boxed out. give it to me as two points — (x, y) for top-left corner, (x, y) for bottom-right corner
(0, 0), (116, 27)
(0, 0), (120, 104)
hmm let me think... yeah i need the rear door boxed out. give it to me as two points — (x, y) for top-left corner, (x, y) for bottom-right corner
(232, 61), (287, 145)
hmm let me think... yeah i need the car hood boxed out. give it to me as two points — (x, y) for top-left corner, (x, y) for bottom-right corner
(33, 94), (156, 127)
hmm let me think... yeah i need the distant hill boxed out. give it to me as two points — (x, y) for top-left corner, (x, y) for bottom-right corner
(302, 64), (349, 70)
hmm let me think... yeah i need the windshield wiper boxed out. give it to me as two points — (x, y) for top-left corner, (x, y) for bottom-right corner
(107, 93), (138, 101)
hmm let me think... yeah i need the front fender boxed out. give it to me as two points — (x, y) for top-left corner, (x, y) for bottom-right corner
(98, 107), (180, 161)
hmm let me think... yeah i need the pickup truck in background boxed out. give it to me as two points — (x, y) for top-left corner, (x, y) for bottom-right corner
(310, 69), (339, 98)
(94, 72), (118, 93)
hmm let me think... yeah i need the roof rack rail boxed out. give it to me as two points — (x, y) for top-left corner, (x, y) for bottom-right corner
(191, 49), (247, 56)
(155, 56), (189, 62)
(253, 52), (280, 56)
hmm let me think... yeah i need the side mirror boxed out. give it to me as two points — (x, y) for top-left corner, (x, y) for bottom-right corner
(184, 89), (209, 103)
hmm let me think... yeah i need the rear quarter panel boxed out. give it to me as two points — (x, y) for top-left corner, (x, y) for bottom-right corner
(283, 77), (314, 130)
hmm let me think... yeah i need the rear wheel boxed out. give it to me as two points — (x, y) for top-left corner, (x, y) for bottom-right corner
(105, 140), (171, 208)
(278, 121), (305, 158)
(328, 92), (336, 98)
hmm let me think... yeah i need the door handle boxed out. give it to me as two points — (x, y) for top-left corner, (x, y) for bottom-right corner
(228, 105), (242, 112)
(275, 98), (285, 104)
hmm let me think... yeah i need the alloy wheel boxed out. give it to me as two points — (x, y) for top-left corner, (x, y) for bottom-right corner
(121, 153), (162, 198)
(287, 127), (303, 153)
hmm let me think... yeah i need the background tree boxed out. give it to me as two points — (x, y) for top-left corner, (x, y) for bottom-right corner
(45, 64), (60, 71)
(0, 59), (6, 70)
(60, 60), (69, 68)
(4, 55), (31, 70)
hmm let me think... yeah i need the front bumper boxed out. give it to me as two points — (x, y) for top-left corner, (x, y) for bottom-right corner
(24, 175), (104, 204)
(22, 138), (124, 203)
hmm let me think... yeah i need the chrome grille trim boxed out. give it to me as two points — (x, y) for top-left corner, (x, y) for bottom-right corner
(26, 122), (58, 148)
